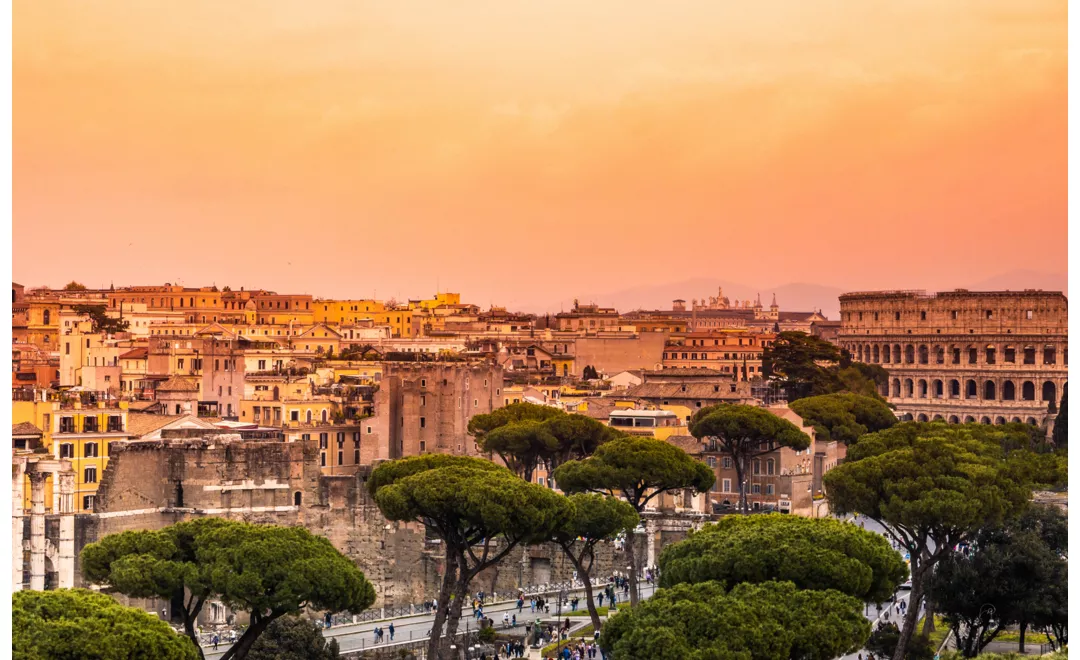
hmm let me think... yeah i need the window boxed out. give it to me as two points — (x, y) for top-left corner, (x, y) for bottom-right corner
(59, 443), (74, 459)
(291, 411), (299, 422)
(722, 457), (731, 469)
(84, 442), (98, 458)
(336, 432), (345, 446)
(258, 360), (266, 370)
(752, 484), (761, 494)
(753, 460), (761, 475)
(1023, 346), (1036, 365)
(968, 348), (977, 364)
(420, 395), (426, 407)
(301, 433), (311, 442)
(951, 310), (958, 320)
(319, 433), (328, 449)
(920, 311), (926, 320)
(107, 416), (122, 432)
(766, 484), (775, 496)
(1026, 310), (1033, 320)
(951, 348), (961, 365)
(353, 432), (360, 447)
(65, 342), (70, 355)
(985, 310), (994, 320)
(895, 312), (900, 321)
(722, 479), (731, 493)
(177, 358), (185, 370)
(474, 399), (478, 408)
(766, 459), (774, 475)
(1004, 346), (1016, 363)
(83, 495), (95, 510)
(420, 441), (427, 452)
(59, 417), (75, 433)
(84, 466), (98, 483)
(421, 379), (427, 388)
(83, 417), (98, 433)
(320, 452), (326, 467)
(420, 417), (426, 428)
(338, 451), (343, 465)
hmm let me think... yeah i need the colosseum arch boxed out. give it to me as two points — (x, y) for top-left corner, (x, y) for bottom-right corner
(1022, 381), (1036, 401)
(917, 413), (929, 422)
(984, 381), (996, 400)
(948, 415), (960, 424)
(904, 379), (914, 397)
(891, 379), (901, 398)
(932, 414), (944, 421)
(965, 380), (977, 399)
(935, 347), (945, 364)
(1042, 381), (1057, 403)
(1026, 417), (1038, 426)
(901, 413), (914, 422)
(933, 379), (943, 398)
(872, 345), (880, 363)
(918, 345), (929, 364)
(964, 416), (976, 423)
(949, 380), (960, 398)
(985, 344), (996, 364)
(857, 345), (864, 362)
(917, 380), (928, 398)
(882, 345), (891, 363)
(1011, 417), (1022, 423)
(994, 417), (1006, 425)
(904, 345), (915, 364)
(980, 416), (992, 425)
(893, 344), (902, 364)
(1002, 381), (1016, 400)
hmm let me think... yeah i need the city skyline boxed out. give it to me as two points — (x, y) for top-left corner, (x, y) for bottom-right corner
(14, 1), (1067, 309)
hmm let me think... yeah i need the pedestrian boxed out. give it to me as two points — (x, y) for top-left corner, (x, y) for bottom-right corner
(212, 634), (219, 650)
(512, 614), (517, 627)
(389, 622), (395, 641)
(518, 597), (524, 613)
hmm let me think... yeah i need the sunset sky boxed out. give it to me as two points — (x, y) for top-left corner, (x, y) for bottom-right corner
(14, 1), (1067, 310)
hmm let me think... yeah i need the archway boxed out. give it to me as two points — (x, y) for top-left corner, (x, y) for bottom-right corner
(1022, 381), (1036, 401)
(994, 417), (1006, 425)
(904, 379), (914, 398)
(932, 414), (944, 421)
(1003, 381), (1016, 400)
(933, 380), (944, 398)
(917, 414), (928, 422)
(917, 380), (928, 398)
(964, 416), (976, 423)
(891, 379), (901, 398)
(949, 380), (960, 398)
(935, 347), (945, 364)
(948, 415), (960, 424)
(918, 345), (929, 364)
(1026, 417), (1038, 426)
(904, 345), (915, 364)
(965, 380), (977, 399)
(883, 345), (891, 363)
(872, 345), (880, 363)
(1042, 381), (1057, 403)
(980, 416), (991, 425)
(984, 381), (996, 400)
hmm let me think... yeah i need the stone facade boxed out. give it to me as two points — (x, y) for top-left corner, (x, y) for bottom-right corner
(838, 290), (1067, 433)
(70, 432), (702, 621)
(363, 362), (503, 462)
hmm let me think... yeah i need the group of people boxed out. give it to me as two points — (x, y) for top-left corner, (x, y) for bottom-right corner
(546, 640), (602, 660)
(370, 622), (394, 644)
(499, 640), (528, 657)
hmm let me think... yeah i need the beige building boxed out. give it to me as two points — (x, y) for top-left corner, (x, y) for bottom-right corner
(838, 290), (1067, 433)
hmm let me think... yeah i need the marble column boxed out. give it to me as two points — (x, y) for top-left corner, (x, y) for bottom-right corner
(57, 471), (76, 588)
(29, 473), (46, 591)
(645, 519), (657, 569)
(12, 463), (25, 591)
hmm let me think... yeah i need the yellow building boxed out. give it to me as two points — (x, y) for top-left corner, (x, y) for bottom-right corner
(239, 398), (339, 428)
(313, 300), (387, 324)
(13, 395), (132, 512)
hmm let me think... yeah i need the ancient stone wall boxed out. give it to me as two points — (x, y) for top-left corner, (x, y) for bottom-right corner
(838, 290), (1067, 432)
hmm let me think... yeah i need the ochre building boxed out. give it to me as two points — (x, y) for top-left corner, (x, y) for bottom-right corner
(838, 290), (1067, 433)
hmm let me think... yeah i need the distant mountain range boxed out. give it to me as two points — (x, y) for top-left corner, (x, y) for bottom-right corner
(535, 270), (1067, 320)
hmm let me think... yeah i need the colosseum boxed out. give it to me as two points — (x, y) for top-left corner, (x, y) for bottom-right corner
(838, 290), (1067, 434)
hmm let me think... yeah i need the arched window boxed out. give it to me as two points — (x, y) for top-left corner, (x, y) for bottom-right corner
(882, 345), (891, 363)
(872, 345), (880, 363)
(1003, 381), (1016, 400)
(917, 414), (928, 422)
(994, 417), (1006, 425)
(766, 459), (774, 475)
(904, 379), (914, 397)
(932, 414), (944, 421)
(964, 416), (976, 423)
(980, 416), (991, 425)
(752, 459), (761, 475)
(892, 379), (901, 398)
(904, 345), (915, 364)
(984, 381), (996, 400)
(294, 492), (302, 506)
(949, 380), (960, 398)
(321, 409), (328, 423)
(1042, 381), (1057, 403)
(933, 380), (943, 398)
(985, 345), (996, 365)
(1011, 417), (1022, 423)
(306, 409), (313, 423)
(918, 345), (928, 364)
(43, 309), (50, 325)
(965, 380), (977, 399)
(1026, 417), (1038, 426)
(935, 347), (945, 364)
(917, 380), (927, 398)
(948, 415), (960, 424)
(1022, 381), (1036, 401)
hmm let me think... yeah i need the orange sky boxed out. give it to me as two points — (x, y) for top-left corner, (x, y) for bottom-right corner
(13, 1), (1067, 310)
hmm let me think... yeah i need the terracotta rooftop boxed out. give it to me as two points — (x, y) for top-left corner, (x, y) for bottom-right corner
(664, 434), (704, 455)
(12, 422), (43, 436)
(127, 413), (182, 437)
(156, 376), (200, 392)
(119, 348), (148, 360)
(624, 383), (746, 400)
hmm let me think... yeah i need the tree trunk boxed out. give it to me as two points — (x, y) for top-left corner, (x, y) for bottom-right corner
(219, 613), (275, 660)
(427, 551), (459, 660)
(921, 598), (936, 639)
(183, 611), (206, 660)
(442, 568), (473, 658)
(561, 545), (602, 631)
(892, 564), (927, 660)
(523, 462), (535, 484)
(624, 531), (640, 607)
(1018, 621), (1027, 654)
(733, 454), (748, 514)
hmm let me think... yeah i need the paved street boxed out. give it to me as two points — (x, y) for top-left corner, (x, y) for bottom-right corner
(203, 582), (658, 659)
